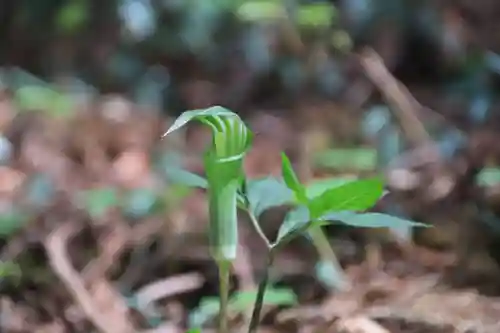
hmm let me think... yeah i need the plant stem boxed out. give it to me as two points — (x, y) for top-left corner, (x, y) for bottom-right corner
(247, 210), (271, 249)
(248, 250), (275, 333)
(218, 260), (231, 333)
(308, 226), (351, 291)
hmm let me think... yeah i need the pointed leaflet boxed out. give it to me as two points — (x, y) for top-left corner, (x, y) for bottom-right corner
(281, 152), (307, 203)
(317, 211), (428, 229)
(380, 203), (415, 242)
(274, 205), (311, 247)
(308, 177), (384, 218)
(275, 176), (384, 246)
(164, 106), (235, 136)
(303, 176), (359, 200)
(274, 210), (427, 247)
(303, 176), (391, 204)
(246, 177), (294, 218)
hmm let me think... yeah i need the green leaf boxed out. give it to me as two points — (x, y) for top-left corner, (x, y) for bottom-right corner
(0, 261), (21, 281)
(157, 152), (208, 189)
(303, 176), (359, 200)
(318, 211), (428, 229)
(0, 210), (28, 237)
(476, 167), (500, 187)
(52, 93), (73, 117)
(246, 177), (294, 218)
(164, 107), (253, 157)
(121, 188), (158, 219)
(185, 329), (202, 333)
(56, 0), (88, 34)
(304, 177), (391, 203)
(330, 30), (353, 52)
(381, 205), (415, 241)
(308, 177), (384, 218)
(15, 85), (73, 117)
(236, 0), (285, 22)
(81, 188), (119, 219)
(296, 3), (336, 28)
(274, 209), (427, 247)
(314, 148), (377, 171)
(15, 86), (54, 112)
(281, 153), (307, 203)
(230, 288), (297, 310)
(274, 205), (311, 246)
(166, 167), (208, 189)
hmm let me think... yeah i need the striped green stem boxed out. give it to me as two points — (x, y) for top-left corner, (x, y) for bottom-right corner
(208, 177), (240, 262)
(217, 259), (231, 333)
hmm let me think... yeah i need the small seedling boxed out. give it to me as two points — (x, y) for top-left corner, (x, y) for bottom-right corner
(244, 153), (426, 333)
(163, 106), (427, 333)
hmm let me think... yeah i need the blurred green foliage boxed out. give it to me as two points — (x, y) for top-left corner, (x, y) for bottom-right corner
(188, 287), (297, 329)
(3, 0), (500, 122)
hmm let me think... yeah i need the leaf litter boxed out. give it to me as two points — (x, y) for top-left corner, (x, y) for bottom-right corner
(3, 67), (500, 333)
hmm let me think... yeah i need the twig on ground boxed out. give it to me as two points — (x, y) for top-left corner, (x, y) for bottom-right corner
(336, 316), (390, 333)
(135, 272), (205, 317)
(44, 221), (136, 333)
(83, 218), (131, 281)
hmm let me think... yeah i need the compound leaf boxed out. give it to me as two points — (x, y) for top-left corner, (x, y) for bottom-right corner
(318, 211), (428, 229)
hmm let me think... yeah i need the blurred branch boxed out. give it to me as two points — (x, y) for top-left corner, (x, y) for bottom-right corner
(359, 48), (433, 148)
